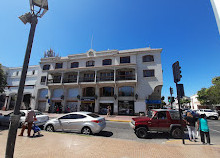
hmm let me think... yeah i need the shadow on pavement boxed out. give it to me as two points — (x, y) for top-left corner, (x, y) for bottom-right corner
(94, 130), (113, 137)
(0, 126), (9, 132)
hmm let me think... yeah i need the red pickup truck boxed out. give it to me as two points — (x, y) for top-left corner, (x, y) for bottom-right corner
(130, 109), (186, 138)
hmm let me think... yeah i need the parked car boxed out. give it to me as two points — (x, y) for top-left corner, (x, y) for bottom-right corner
(197, 109), (219, 120)
(0, 110), (49, 127)
(44, 112), (106, 135)
(130, 109), (186, 139)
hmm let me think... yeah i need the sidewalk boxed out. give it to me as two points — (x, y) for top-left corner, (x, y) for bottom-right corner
(0, 130), (219, 158)
(0, 110), (136, 122)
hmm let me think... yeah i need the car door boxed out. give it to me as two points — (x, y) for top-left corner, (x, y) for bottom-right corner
(65, 114), (87, 132)
(157, 111), (170, 132)
(148, 112), (159, 131)
(58, 114), (75, 132)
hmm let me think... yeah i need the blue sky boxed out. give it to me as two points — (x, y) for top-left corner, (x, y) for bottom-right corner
(0, 0), (220, 100)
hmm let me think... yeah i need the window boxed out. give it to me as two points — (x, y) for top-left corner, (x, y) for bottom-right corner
(32, 70), (35, 75)
(143, 70), (155, 77)
(169, 111), (180, 120)
(71, 62), (79, 68)
(43, 64), (50, 70)
(154, 111), (167, 120)
(118, 86), (134, 96)
(86, 60), (95, 67)
(143, 55), (154, 62)
(16, 71), (19, 76)
(120, 56), (130, 64)
(41, 76), (46, 83)
(83, 87), (95, 97)
(55, 63), (63, 69)
(100, 87), (114, 97)
(103, 59), (112, 65)
(87, 113), (100, 118)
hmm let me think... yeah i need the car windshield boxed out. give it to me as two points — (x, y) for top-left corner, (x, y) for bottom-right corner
(87, 113), (100, 118)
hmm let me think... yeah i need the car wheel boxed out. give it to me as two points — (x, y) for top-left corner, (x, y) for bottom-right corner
(45, 125), (54, 132)
(171, 127), (182, 138)
(136, 127), (148, 138)
(81, 127), (92, 135)
(214, 117), (218, 120)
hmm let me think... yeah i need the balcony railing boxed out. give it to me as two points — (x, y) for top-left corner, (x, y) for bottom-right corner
(62, 78), (77, 83)
(47, 78), (61, 84)
(79, 77), (95, 82)
(116, 75), (136, 81)
(97, 76), (114, 82)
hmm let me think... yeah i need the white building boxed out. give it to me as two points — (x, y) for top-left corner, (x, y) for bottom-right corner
(35, 47), (163, 115)
(190, 94), (201, 110)
(1, 65), (40, 110)
(211, 0), (220, 34)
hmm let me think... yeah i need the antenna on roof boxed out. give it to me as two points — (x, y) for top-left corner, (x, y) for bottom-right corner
(91, 34), (93, 49)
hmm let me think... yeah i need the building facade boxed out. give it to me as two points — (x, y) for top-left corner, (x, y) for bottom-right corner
(1, 65), (39, 110)
(35, 47), (163, 115)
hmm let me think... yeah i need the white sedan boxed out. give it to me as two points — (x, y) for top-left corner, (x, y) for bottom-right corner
(0, 110), (49, 127)
(44, 112), (106, 135)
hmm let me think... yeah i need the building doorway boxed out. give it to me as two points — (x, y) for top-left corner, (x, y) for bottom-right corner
(22, 94), (31, 109)
(118, 101), (134, 115)
(99, 103), (113, 115)
(51, 101), (62, 113)
(80, 102), (95, 113)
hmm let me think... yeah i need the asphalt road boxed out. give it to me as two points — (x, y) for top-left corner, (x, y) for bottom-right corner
(1, 119), (220, 145)
(94, 119), (220, 145)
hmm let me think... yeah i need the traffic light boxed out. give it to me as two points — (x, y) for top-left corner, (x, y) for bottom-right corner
(168, 96), (171, 102)
(171, 97), (175, 103)
(172, 61), (182, 83)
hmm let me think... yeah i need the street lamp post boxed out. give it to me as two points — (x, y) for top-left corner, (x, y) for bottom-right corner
(5, 1), (48, 158)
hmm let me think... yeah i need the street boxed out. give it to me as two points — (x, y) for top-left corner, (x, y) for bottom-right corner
(94, 120), (220, 145)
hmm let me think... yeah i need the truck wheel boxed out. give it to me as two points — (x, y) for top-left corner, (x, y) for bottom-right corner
(136, 127), (148, 138)
(171, 127), (182, 138)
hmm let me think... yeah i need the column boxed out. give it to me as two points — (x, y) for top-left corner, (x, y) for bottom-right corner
(2, 96), (9, 111)
(62, 88), (67, 112)
(45, 88), (52, 112)
(61, 72), (64, 84)
(94, 70), (97, 83)
(114, 84), (118, 115)
(95, 85), (99, 113)
(114, 67), (116, 82)
(77, 85), (82, 111)
(77, 71), (80, 84)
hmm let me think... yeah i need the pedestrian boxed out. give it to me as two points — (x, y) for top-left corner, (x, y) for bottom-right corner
(198, 114), (211, 145)
(184, 112), (196, 142)
(107, 105), (111, 117)
(18, 107), (36, 137)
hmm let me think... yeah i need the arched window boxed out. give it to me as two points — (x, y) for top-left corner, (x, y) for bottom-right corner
(43, 64), (50, 70)
(71, 62), (79, 68)
(86, 60), (95, 67)
(102, 59), (112, 66)
(143, 55), (154, 62)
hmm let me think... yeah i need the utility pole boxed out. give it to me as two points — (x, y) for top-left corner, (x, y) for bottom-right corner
(172, 61), (185, 145)
(5, 1), (48, 157)
(169, 87), (173, 109)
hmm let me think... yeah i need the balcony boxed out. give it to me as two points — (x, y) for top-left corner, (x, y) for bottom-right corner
(97, 76), (114, 82)
(62, 78), (77, 83)
(47, 78), (61, 84)
(79, 77), (95, 82)
(116, 75), (136, 81)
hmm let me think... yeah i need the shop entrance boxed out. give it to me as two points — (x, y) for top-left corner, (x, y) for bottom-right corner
(99, 103), (114, 115)
(118, 101), (134, 115)
(80, 102), (95, 113)
(50, 101), (62, 113)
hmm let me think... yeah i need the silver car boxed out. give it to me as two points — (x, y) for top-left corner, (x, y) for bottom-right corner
(44, 112), (106, 135)
(0, 110), (49, 127)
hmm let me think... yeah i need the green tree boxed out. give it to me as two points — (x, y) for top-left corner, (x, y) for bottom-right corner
(180, 98), (191, 105)
(197, 76), (220, 105)
(0, 64), (7, 93)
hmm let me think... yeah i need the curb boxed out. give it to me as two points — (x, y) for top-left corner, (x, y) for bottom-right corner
(107, 120), (131, 123)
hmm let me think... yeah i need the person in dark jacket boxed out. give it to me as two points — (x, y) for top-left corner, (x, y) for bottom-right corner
(185, 112), (196, 142)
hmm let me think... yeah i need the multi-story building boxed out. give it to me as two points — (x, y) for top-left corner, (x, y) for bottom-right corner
(35, 47), (163, 115)
(1, 65), (39, 110)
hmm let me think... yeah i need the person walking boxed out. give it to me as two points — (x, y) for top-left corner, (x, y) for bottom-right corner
(18, 107), (36, 137)
(185, 112), (196, 142)
(198, 114), (211, 145)
(107, 105), (111, 117)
